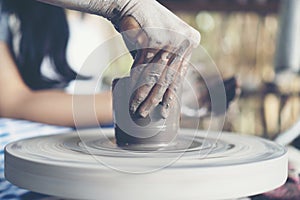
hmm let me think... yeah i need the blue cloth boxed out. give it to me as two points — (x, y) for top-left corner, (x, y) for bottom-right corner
(0, 118), (71, 200)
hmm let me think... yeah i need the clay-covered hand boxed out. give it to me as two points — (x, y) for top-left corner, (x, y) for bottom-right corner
(119, 15), (199, 119)
(37, 0), (200, 118)
(114, 0), (200, 118)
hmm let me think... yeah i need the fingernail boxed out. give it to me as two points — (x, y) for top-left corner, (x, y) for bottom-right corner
(139, 109), (149, 118)
(161, 107), (169, 119)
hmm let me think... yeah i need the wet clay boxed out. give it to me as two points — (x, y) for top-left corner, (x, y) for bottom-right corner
(112, 77), (181, 150)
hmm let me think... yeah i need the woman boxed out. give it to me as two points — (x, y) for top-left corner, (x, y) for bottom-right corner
(0, 0), (113, 127)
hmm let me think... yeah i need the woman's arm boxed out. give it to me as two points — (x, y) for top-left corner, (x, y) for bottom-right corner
(0, 42), (112, 127)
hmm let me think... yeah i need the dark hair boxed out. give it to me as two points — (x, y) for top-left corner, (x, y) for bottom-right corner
(1, 0), (87, 90)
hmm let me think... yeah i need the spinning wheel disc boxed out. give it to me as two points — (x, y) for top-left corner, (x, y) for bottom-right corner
(5, 128), (287, 200)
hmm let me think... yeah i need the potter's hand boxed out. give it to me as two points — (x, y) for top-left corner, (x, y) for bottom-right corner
(37, 0), (200, 118)
(115, 0), (200, 118)
(120, 14), (199, 118)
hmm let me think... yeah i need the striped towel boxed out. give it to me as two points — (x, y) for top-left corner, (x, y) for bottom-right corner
(0, 118), (71, 200)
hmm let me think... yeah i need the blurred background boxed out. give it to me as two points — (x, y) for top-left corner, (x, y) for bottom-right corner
(65, 0), (300, 140)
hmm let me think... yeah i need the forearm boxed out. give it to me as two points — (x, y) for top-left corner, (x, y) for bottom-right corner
(36, 0), (124, 19)
(3, 89), (113, 127)
(0, 41), (113, 127)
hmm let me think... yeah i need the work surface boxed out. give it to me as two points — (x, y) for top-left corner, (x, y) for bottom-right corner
(5, 128), (287, 200)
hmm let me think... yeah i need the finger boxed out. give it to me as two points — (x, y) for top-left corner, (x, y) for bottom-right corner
(130, 49), (147, 87)
(120, 16), (150, 87)
(160, 46), (192, 118)
(130, 49), (168, 114)
(160, 88), (176, 119)
(160, 70), (182, 118)
(137, 49), (182, 117)
(178, 48), (192, 77)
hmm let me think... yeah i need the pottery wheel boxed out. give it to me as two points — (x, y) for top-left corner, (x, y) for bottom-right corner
(5, 128), (287, 200)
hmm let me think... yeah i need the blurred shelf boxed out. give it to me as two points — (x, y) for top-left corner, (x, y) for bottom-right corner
(158, 0), (280, 14)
